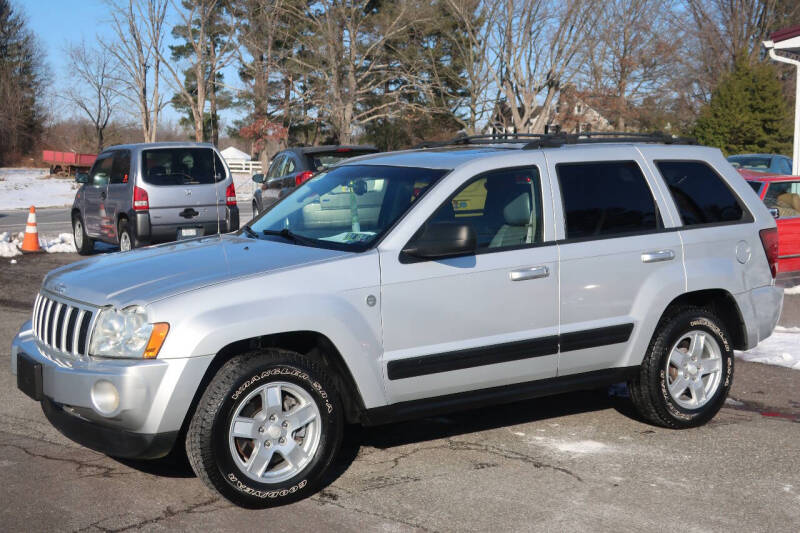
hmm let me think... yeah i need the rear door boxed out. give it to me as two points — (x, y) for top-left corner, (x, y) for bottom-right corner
(140, 147), (228, 233)
(548, 151), (685, 376)
(83, 153), (113, 238)
(762, 180), (800, 273)
(264, 154), (287, 204)
(105, 149), (132, 240)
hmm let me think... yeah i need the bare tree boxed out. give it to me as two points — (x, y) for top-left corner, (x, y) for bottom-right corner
(104, 0), (168, 142)
(287, 1), (430, 144)
(159, 0), (237, 142)
(582, 0), (677, 130)
(63, 41), (117, 152)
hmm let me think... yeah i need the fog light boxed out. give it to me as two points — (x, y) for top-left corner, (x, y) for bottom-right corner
(91, 380), (120, 415)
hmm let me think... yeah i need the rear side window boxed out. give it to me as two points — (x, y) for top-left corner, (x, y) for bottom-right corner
(557, 161), (659, 239)
(110, 150), (131, 184)
(747, 181), (763, 194)
(657, 161), (747, 226)
(141, 148), (225, 186)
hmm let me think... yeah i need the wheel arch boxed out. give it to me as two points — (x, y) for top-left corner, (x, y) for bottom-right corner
(659, 289), (747, 350)
(178, 330), (367, 441)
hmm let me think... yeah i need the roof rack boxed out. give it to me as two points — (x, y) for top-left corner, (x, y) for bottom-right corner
(412, 131), (696, 150)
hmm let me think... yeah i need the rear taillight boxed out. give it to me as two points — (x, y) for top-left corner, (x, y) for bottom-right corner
(133, 186), (149, 211)
(295, 171), (313, 186)
(759, 227), (779, 278)
(226, 182), (237, 206)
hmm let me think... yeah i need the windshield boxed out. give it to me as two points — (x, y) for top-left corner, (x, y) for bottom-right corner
(247, 164), (447, 250)
(141, 148), (225, 185)
(727, 156), (771, 172)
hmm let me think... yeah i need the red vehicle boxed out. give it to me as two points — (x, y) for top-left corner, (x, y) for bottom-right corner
(42, 150), (97, 176)
(739, 169), (800, 274)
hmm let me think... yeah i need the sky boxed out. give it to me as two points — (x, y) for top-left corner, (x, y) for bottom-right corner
(19, 0), (242, 129)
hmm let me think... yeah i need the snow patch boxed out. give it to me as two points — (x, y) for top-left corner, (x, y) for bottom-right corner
(785, 285), (800, 295)
(0, 230), (77, 255)
(736, 329), (800, 370)
(552, 440), (609, 454)
(0, 168), (77, 209)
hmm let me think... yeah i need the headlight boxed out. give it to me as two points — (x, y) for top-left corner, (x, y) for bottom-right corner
(89, 306), (169, 359)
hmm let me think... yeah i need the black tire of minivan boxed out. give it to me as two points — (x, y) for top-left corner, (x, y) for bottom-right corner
(186, 349), (343, 508)
(628, 307), (734, 429)
(72, 213), (94, 255)
(117, 218), (141, 251)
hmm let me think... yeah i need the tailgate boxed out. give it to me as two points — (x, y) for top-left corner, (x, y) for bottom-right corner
(148, 182), (227, 226)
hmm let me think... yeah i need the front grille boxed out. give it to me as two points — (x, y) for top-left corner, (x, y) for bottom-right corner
(32, 293), (95, 357)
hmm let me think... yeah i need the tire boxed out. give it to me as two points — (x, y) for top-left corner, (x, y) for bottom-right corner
(186, 349), (343, 508)
(72, 214), (94, 255)
(117, 218), (140, 252)
(628, 306), (734, 429)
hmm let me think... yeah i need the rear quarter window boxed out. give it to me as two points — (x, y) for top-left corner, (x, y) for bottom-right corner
(656, 161), (750, 226)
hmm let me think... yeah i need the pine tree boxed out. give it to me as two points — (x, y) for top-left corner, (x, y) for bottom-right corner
(0, 0), (47, 165)
(693, 60), (792, 156)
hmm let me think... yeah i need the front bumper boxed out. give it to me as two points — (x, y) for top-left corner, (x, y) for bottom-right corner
(11, 321), (214, 459)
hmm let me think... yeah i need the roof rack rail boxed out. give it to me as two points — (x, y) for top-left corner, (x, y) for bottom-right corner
(412, 131), (696, 150)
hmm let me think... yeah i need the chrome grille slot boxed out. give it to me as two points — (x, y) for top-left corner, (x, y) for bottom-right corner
(32, 293), (95, 357)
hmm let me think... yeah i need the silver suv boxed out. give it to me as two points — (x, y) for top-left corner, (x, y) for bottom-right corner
(13, 134), (783, 507)
(71, 142), (239, 253)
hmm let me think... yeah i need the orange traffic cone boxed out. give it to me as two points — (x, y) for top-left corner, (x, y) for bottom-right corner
(21, 206), (42, 253)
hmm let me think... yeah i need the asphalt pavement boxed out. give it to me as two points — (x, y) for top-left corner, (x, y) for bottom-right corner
(0, 253), (798, 532)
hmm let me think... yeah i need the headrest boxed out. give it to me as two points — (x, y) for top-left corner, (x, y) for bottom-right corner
(504, 192), (531, 226)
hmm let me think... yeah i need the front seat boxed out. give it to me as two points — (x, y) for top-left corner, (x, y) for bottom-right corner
(489, 191), (533, 248)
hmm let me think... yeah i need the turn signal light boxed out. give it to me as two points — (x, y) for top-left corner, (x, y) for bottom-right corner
(144, 323), (170, 359)
(133, 186), (149, 211)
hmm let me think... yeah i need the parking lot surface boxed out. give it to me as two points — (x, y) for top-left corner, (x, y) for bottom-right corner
(1, 252), (798, 532)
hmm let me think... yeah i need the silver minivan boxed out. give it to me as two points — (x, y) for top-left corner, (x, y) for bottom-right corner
(71, 142), (239, 254)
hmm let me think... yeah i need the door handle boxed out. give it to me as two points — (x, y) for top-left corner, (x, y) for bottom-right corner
(641, 249), (675, 263)
(509, 266), (549, 281)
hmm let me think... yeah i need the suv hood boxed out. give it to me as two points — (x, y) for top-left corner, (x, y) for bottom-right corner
(42, 234), (351, 307)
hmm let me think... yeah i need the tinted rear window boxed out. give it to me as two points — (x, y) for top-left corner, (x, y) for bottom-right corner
(141, 148), (225, 186)
(656, 161), (747, 226)
(307, 151), (374, 172)
(747, 181), (762, 194)
(557, 161), (660, 239)
(727, 156), (771, 171)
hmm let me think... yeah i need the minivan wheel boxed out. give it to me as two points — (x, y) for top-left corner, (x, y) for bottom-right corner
(117, 219), (138, 252)
(186, 349), (343, 508)
(628, 307), (733, 429)
(72, 214), (94, 255)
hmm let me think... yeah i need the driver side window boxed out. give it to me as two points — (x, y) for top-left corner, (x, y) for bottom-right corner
(89, 154), (113, 186)
(427, 167), (544, 252)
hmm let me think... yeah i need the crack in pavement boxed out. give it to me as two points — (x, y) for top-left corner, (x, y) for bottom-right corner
(70, 496), (225, 533)
(1, 442), (126, 479)
(312, 489), (433, 532)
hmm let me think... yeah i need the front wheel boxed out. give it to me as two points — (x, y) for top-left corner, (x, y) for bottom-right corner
(186, 349), (343, 508)
(72, 214), (94, 255)
(629, 307), (733, 428)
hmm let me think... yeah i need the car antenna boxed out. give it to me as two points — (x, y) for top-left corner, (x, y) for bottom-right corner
(213, 147), (222, 240)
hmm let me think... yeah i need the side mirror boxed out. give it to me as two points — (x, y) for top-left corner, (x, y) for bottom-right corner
(402, 222), (476, 260)
(769, 207), (780, 219)
(75, 173), (88, 184)
(252, 174), (265, 183)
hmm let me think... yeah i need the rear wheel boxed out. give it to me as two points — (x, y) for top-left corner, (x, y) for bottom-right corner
(117, 218), (141, 252)
(72, 214), (94, 255)
(186, 349), (343, 508)
(629, 307), (733, 428)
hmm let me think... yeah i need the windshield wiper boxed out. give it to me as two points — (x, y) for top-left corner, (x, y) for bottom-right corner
(262, 228), (317, 246)
(240, 224), (259, 239)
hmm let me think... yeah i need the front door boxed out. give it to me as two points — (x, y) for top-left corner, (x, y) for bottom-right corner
(105, 149), (132, 241)
(547, 153), (685, 376)
(83, 153), (113, 238)
(379, 161), (559, 404)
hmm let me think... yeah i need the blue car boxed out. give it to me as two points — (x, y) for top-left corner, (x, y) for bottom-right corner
(727, 153), (793, 174)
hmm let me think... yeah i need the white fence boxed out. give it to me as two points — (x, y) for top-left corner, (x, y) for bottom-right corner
(226, 160), (263, 174)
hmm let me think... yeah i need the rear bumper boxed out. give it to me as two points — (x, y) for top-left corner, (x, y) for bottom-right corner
(735, 285), (784, 349)
(138, 205), (240, 243)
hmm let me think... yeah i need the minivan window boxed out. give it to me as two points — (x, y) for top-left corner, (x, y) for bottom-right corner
(557, 161), (659, 239)
(747, 181), (762, 194)
(427, 167), (544, 251)
(141, 148), (224, 186)
(657, 161), (747, 226)
(110, 150), (131, 184)
(248, 165), (446, 250)
(89, 154), (113, 186)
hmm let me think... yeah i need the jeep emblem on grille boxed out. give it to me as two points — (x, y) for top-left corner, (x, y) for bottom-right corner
(53, 283), (66, 294)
